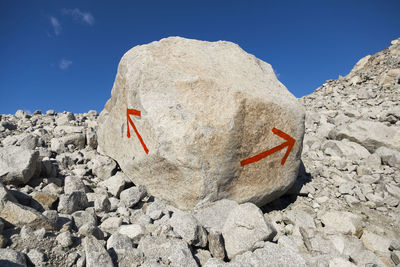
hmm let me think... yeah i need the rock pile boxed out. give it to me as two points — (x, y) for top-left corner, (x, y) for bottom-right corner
(0, 37), (398, 266)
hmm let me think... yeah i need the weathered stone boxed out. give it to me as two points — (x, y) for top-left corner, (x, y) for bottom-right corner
(27, 249), (45, 266)
(0, 146), (40, 185)
(194, 199), (239, 232)
(361, 230), (392, 254)
(97, 37), (305, 209)
(0, 248), (27, 266)
(207, 230), (226, 260)
(222, 202), (277, 259)
(56, 231), (73, 247)
(88, 155), (117, 180)
(50, 133), (86, 154)
(118, 224), (146, 242)
(329, 120), (400, 152)
(83, 235), (113, 267)
(320, 211), (362, 237)
(94, 195), (111, 212)
(375, 146), (400, 168)
(100, 217), (122, 233)
(170, 210), (207, 247)
(64, 176), (87, 194)
(120, 186), (146, 208)
(72, 210), (97, 229)
(232, 242), (306, 266)
(0, 201), (54, 230)
(78, 223), (104, 240)
(32, 192), (58, 210)
(57, 192), (89, 214)
(138, 235), (197, 267)
(98, 172), (126, 197)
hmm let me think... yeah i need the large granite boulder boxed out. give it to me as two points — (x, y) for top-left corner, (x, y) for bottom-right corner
(98, 37), (305, 209)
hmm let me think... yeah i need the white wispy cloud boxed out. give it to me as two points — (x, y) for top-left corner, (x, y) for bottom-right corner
(59, 59), (72, 70)
(62, 8), (95, 26)
(50, 16), (61, 35)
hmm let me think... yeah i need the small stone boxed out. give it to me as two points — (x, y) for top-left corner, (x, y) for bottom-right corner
(57, 192), (89, 214)
(170, 210), (208, 247)
(0, 248), (27, 266)
(118, 224), (146, 242)
(391, 250), (400, 265)
(83, 235), (113, 267)
(78, 223), (104, 240)
(64, 176), (87, 194)
(72, 210), (97, 229)
(32, 192), (58, 210)
(106, 232), (134, 252)
(222, 202), (277, 259)
(55, 229), (73, 247)
(100, 217), (122, 233)
(320, 211), (362, 237)
(361, 230), (392, 254)
(94, 195), (111, 212)
(98, 172), (126, 197)
(120, 186), (147, 208)
(207, 230), (226, 260)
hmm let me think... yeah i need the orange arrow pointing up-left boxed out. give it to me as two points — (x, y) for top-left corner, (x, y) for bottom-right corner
(240, 128), (295, 166)
(127, 108), (149, 154)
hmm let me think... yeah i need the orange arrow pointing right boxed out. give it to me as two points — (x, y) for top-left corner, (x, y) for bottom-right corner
(240, 128), (295, 166)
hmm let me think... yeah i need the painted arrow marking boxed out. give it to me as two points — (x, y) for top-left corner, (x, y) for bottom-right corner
(240, 128), (295, 166)
(126, 108), (149, 154)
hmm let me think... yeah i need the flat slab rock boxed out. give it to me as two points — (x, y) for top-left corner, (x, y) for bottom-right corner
(98, 36), (305, 210)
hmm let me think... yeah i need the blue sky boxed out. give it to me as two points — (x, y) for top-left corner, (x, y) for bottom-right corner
(1, 1), (399, 114)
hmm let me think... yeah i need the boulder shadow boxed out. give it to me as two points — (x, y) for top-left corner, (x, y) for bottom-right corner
(260, 160), (313, 213)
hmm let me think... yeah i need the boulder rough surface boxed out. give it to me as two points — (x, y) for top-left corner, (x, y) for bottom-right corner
(98, 37), (305, 209)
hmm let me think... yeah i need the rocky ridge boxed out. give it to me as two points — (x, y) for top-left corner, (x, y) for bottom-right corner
(0, 37), (398, 266)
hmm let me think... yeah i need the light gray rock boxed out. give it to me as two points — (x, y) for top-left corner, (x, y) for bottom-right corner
(98, 172), (126, 197)
(349, 250), (385, 267)
(0, 248), (27, 266)
(232, 242), (306, 266)
(57, 192), (89, 214)
(375, 146), (400, 168)
(18, 134), (38, 150)
(138, 235), (198, 267)
(83, 235), (113, 267)
(0, 146), (40, 185)
(194, 199), (239, 233)
(27, 249), (45, 266)
(322, 139), (371, 161)
(94, 195), (111, 212)
(72, 210), (97, 229)
(170, 210), (207, 247)
(282, 209), (316, 229)
(64, 176), (86, 194)
(97, 37), (305, 210)
(106, 232), (133, 251)
(118, 224), (146, 242)
(50, 133), (86, 154)
(120, 186), (146, 208)
(88, 155), (117, 180)
(329, 120), (400, 152)
(56, 231), (73, 247)
(222, 203), (277, 259)
(100, 217), (122, 233)
(86, 127), (98, 149)
(320, 211), (362, 237)
(194, 249), (212, 266)
(78, 223), (104, 240)
(361, 230), (392, 254)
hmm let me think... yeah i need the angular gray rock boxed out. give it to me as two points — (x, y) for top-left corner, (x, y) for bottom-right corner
(83, 235), (113, 267)
(0, 146), (40, 185)
(64, 176), (87, 194)
(138, 235), (198, 267)
(97, 36), (305, 209)
(0, 248), (27, 267)
(232, 242), (307, 267)
(222, 202), (277, 259)
(329, 120), (400, 152)
(120, 185), (146, 208)
(57, 192), (89, 214)
(170, 210), (208, 247)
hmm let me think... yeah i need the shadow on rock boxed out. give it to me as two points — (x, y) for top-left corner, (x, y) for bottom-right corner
(261, 160), (313, 213)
